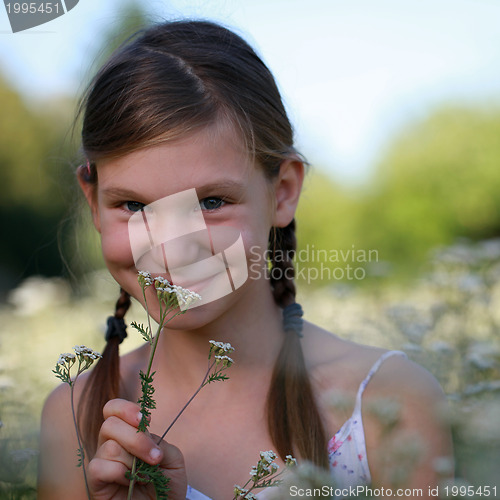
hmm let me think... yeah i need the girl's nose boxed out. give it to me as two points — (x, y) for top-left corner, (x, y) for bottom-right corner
(128, 188), (208, 274)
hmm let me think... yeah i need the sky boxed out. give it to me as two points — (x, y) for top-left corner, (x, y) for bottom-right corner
(1, 0), (500, 184)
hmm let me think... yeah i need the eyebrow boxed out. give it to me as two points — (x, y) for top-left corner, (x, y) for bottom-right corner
(101, 180), (246, 201)
(194, 180), (246, 197)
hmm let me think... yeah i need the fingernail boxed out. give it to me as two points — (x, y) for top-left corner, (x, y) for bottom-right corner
(150, 447), (161, 461)
(137, 412), (143, 423)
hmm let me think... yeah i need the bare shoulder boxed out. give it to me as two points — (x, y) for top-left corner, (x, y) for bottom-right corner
(302, 319), (445, 402)
(302, 320), (453, 490)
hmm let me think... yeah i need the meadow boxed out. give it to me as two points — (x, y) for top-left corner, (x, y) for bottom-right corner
(1, 238), (499, 499)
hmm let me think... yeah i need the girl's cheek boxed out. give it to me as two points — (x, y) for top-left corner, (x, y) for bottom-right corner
(100, 227), (135, 268)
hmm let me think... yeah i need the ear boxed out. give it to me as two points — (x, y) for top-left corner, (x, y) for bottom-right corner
(272, 158), (305, 228)
(77, 165), (101, 233)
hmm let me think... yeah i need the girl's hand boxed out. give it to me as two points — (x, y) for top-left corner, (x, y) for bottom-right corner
(88, 399), (187, 500)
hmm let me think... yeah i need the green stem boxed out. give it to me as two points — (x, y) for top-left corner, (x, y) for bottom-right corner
(158, 360), (216, 443)
(126, 458), (138, 500)
(143, 288), (153, 346)
(127, 305), (180, 500)
(71, 367), (91, 500)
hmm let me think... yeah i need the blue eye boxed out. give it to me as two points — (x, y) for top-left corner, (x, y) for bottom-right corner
(125, 201), (146, 212)
(200, 197), (225, 211)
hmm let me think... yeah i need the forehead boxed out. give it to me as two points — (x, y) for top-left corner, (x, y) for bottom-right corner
(96, 123), (257, 198)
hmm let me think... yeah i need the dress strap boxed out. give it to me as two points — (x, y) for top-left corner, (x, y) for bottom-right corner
(352, 350), (407, 415)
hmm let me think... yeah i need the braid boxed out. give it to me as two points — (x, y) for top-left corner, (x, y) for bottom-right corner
(266, 219), (329, 468)
(269, 221), (297, 308)
(79, 288), (131, 457)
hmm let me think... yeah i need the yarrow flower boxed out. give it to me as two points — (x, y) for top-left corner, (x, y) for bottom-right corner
(52, 343), (101, 499)
(54, 345), (102, 385)
(138, 270), (153, 288)
(209, 340), (235, 358)
(214, 355), (234, 367)
(57, 352), (76, 366)
(233, 450), (296, 499)
(260, 450), (277, 465)
(151, 276), (202, 309)
(73, 345), (101, 360)
(233, 486), (257, 499)
(249, 451), (279, 482)
(170, 284), (202, 308)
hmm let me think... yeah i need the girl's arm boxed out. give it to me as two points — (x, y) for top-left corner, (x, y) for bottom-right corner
(38, 388), (187, 500)
(364, 355), (454, 497)
(38, 383), (90, 499)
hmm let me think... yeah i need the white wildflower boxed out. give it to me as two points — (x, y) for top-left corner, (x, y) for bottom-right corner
(138, 270), (153, 287)
(153, 279), (201, 309)
(57, 353), (76, 365)
(154, 276), (171, 288)
(260, 450), (276, 465)
(214, 355), (234, 367)
(209, 340), (235, 357)
(174, 286), (201, 307)
(72, 345), (102, 367)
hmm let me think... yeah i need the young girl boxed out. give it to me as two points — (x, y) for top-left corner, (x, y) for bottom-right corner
(38, 20), (452, 500)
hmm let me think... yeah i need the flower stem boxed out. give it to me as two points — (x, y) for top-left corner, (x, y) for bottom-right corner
(158, 360), (216, 443)
(127, 307), (180, 500)
(71, 369), (91, 500)
(126, 458), (138, 500)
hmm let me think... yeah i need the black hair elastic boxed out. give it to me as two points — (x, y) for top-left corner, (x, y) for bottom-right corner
(105, 316), (128, 344)
(282, 302), (304, 338)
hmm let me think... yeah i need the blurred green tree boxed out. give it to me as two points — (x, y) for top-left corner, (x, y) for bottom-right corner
(0, 1), (152, 298)
(295, 104), (500, 286)
(358, 104), (500, 276)
(0, 76), (75, 298)
(295, 169), (367, 286)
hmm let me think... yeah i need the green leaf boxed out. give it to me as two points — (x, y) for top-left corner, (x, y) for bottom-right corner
(131, 321), (152, 344)
(126, 459), (170, 499)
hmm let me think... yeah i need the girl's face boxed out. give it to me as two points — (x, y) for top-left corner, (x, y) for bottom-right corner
(80, 123), (303, 324)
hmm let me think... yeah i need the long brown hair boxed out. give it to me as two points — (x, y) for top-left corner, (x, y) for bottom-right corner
(77, 20), (327, 467)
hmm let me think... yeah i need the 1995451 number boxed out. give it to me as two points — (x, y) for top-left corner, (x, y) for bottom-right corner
(5, 3), (61, 14)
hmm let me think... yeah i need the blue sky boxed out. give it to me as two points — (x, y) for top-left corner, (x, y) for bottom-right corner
(1, 0), (500, 183)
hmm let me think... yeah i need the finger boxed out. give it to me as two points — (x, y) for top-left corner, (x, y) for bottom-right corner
(150, 437), (188, 500)
(103, 398), (146, 427)
(88, 456), (131, 489)
(98, 416), (163, 465)
(151, 436), (185, 470)
(94, 438), (134, 471)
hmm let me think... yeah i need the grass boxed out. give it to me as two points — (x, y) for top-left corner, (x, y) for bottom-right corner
(1, 239), (499, 498)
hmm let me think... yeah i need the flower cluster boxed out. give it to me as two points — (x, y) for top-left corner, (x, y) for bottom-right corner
(209, 340), (235, 357)
(214, 355), (234, 367)
(203, 340), (235, 385)
(233, 486), (257, 499)
(137, 271), (201, 310)
(54, 345), (101, 386)
(57, 352), (76, 367)
(74, 345), (102, 364)
(138, 270), (153, 287)
(250, 451), (279, 482)
(233, 450), (297, 499)
(52, 344), (101, 498)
